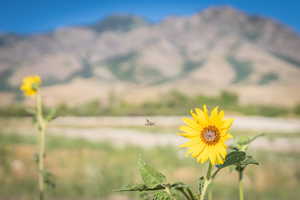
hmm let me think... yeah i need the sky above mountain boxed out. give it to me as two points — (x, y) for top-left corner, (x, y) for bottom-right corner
(1, 0), (300, 34)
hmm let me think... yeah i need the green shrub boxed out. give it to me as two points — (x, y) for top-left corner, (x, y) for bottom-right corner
(294, 104), (300, 116)
(220, 90), (239, 106)
(0, 104), (29, 117)
(227, 56), (253, 83)
(0, 90), (292, 117)
(258, 72), (279, 85)
(237, 105), (289, 117)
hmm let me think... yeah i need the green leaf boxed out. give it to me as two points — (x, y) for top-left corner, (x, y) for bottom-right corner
(116, 184), (164, 192)
(171, 182), (189, 190)
(236, 136), (250, 146)
(45, 108), (57, 122)
(138, 158), (166, 187)
(43, 170), (56, 189)
(32, 82), (40, 90)
(117, 184), (147, 192)
(240, 155), (259, 168)
(153, 191), (171, 200)
(172, 182), (196, 200)
(237, 134), (265, 146)
(217, 151), (246, 169)
(139, 192), (151, 200)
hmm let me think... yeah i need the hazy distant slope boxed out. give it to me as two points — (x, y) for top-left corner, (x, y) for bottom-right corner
(1, 6), (300, 106)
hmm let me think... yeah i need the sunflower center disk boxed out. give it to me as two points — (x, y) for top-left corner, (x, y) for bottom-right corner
(204, 130), (216, 141)
(201, 126), (220, 145)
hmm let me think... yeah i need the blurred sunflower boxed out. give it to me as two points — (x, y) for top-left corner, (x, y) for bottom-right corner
(179, 105), (234, 165)
(20, 75), (41, 96)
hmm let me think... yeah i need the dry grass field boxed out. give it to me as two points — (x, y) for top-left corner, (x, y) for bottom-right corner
(0, 116), (300, 200)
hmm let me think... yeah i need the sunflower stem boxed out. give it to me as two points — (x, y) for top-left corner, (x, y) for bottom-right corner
(206, 162), (213, 180)
(239, 170), (244, 200)
(199, 162), (213, 200)
(208, 188), (212, 200)
(36, 94), (47, 200)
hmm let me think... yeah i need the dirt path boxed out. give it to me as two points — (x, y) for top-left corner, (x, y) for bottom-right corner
(53, 115), (300, 133)
(2, 116), (300, 152)
(48, 127), (300, 152)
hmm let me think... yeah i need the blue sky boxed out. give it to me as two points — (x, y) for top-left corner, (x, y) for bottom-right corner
(0, 0), (300, 34)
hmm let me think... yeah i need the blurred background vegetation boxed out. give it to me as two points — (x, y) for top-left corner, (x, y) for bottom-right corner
(1, 90), (299, 117)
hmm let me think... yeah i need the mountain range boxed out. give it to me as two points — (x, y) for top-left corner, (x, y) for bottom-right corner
(1, 6), (300, 106)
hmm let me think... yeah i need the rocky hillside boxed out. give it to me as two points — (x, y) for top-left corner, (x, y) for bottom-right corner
(1, 6), (300, 106)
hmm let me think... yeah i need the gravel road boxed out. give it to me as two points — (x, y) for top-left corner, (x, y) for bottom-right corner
(48, 115), (300, 152)
(53, 115), (300, 133)
(48, 126), (300, 152)
(2, 116), (300, 152)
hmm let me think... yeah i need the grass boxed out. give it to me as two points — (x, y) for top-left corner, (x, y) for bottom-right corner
(0, 133), (197, 199)
(0, 132), (300, 200)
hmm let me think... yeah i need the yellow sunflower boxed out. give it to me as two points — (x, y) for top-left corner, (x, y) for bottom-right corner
(179, 105), (234, 165)
(20, 75), (41, 96)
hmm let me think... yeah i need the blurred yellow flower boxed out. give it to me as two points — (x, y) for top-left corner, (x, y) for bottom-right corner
(179, 105), (234, 165)
(20, 75), (41, 96)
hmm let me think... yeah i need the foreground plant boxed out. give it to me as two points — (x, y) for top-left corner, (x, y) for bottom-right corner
(230, 134), (264, 200)
(118, 105), (261, 200)
(179, 105), (233, 200)
(20, 75), (56, 200)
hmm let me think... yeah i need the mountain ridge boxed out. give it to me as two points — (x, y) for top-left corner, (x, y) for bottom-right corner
(1, 6), (300, 106)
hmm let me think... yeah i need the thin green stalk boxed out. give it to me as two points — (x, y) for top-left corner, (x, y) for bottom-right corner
(199, 162), (213, 200)
(36, 94), (47, 200)
(239, 171), (244, 200)
(211, 168), (221, 179)
(208, 188), (212, 200)
(206, 162), (213, 180)
(199, 180), (210, 200)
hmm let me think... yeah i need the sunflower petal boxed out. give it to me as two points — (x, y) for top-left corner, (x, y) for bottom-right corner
(218, 110), (224, 120)
(210, 106), (219, 122)
(221, 118), (234, 130)
(182, 117), (200, 129)
(208, 147), (217, 165)
(203, 105), (209, 118)
(179, 139), (201, 147)
(197, 147), (209, 163)
(216, 153), (224, 164)
(195, 108), (209, 125)
(178, 132), (198, 138)
(179, 126), (199, 136)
